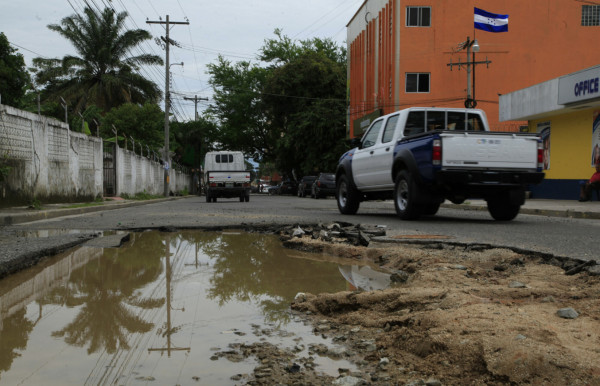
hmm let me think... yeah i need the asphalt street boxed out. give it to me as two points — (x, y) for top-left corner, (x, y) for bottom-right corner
(1, 194), (599, 278)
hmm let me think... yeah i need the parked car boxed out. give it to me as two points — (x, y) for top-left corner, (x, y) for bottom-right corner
(267, 184), (280, 195)
(311, 173), (336, 198)
(297, 176), (317, 197)
(278, 179), (298, 195)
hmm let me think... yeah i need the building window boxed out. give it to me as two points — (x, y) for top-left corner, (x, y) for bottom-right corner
(405, 73), (430, 93)
(406, 6), (431, 27)
(582, 5), (600, 26)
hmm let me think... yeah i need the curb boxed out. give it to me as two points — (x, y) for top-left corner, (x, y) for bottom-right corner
(1, 197), (183, 226)
(441, 203), (600, 220)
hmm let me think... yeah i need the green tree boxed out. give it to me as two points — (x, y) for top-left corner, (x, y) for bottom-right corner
(206, 31), (348, 176)
(31, 7), (162, 116)
(171, 117), (219, 168)
(0, 32), (31, 108)
(101, 103), (164, 151)
(206, 57), (274, 161)
(260, 33), (347, 177)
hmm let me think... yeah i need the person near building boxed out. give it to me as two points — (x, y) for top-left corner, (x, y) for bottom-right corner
(579, 162), (600, 202)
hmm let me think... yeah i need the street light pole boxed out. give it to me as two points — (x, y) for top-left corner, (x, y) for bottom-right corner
(447, 36), (490, 109)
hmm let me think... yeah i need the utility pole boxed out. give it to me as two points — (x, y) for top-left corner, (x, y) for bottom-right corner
(183, 95), (208, 121)
(147, 15), (189, 197)
(447, 37), (491, 109)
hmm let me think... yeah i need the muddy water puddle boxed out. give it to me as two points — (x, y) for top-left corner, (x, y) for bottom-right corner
(0, 230), (390, 385)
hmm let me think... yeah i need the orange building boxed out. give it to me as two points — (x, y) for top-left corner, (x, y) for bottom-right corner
(347, 0), (600, 137)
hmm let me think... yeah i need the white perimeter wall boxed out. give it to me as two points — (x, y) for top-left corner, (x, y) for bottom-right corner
(0, 104), (102, 202)
(0, 104), (189, 204)
(115, 146), (189, 196)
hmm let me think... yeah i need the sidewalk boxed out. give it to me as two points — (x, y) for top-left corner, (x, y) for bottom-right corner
(0, 197), (599, 226)
(443, 198), (600, 220)
(0, 196), (182, 226)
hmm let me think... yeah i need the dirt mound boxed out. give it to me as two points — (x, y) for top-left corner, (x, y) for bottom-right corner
(288, 238), (600, 385)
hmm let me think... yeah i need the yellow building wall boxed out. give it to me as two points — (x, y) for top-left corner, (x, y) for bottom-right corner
(530, 110), (595, 181)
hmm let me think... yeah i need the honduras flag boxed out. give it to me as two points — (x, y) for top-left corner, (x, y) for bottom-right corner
(474, 7), (508, 33)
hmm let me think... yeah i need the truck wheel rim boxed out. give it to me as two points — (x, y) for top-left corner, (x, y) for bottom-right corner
(397, 180), (408, 210)
(339, 182), (348, 207)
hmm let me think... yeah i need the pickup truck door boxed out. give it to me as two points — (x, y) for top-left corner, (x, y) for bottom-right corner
(352, 119), (383, 188)
(352, 115), (399, 189)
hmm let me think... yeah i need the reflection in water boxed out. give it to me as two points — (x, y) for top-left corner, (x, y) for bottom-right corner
(338, 265), (391, 291)
(0, 231), (387, 384)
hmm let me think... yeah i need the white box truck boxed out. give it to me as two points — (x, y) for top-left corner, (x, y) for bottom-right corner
(203, 151), (251, 202)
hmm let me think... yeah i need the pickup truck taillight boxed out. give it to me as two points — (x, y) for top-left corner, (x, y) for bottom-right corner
(537, 141), (544, 170)
(432, 139), (442, 166)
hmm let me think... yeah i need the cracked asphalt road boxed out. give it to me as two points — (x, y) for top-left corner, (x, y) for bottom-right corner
(1, 194), (598, 278)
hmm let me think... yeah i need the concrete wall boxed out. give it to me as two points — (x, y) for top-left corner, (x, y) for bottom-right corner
(115, 146), (189, 196)
(0, 104), (102, 205)
(0, 104), (190, 206)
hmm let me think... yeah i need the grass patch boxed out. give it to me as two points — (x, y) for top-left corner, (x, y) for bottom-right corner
(27, 198), (43, 210)
(120, 191), (163, 200)
(62, 202), (105, 209)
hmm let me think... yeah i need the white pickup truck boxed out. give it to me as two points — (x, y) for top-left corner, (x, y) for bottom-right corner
(203, 151), (251, 202)
(336, 107), (545, 221)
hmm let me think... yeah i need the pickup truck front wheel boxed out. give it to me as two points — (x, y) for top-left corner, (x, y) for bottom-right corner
(394, 170), (421, 220)
(487, 198), (520, 221)
(336, 174), (360, 215)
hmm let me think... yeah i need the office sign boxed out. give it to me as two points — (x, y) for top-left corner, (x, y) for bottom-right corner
(558, 66), (600, 105)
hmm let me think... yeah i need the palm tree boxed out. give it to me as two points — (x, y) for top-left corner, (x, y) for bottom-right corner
(32, 7), (163, 114)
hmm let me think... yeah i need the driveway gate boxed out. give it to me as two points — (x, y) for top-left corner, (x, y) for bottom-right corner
(103, 143), (116, 196)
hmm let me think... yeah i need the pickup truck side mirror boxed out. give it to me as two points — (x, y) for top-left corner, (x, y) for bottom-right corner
(349, 137), (362, 149)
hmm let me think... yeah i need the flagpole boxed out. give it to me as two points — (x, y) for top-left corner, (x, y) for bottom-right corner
(473, 24), (477, 107)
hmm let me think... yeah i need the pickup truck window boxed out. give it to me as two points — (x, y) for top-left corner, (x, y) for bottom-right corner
(405, 111), (486, 134)
(427, 111), (446, 131)
(404, 111), (425, 136)
(447, 112), (484, 131)
(362, 119), (383, 148)
(382, 115), (399, 143)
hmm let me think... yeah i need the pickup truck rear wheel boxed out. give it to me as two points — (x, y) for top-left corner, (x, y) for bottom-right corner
(245, 193), (250, 202)
(206, 192), (211, 203)
(336, 174), (360, 215)
(487, 198), (520, 221)
(394, 170), (421, 220)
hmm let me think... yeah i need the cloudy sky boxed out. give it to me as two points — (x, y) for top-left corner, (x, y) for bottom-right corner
(1, 0), (362, 121)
